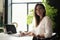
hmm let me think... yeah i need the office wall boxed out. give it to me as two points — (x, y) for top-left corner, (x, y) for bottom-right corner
(0, 0), (3, 12)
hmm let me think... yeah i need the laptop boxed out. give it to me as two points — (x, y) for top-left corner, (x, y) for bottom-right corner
(5, 24), (17, 34)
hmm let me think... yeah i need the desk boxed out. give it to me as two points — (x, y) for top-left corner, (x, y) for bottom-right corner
(0, 33), (57, 40)
(0, 33), (33, 40)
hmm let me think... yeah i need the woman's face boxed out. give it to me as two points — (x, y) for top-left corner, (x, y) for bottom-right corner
(36, 5), (44, 16)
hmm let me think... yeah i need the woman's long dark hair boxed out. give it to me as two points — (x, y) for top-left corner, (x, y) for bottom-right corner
(34, 3), (46, 27)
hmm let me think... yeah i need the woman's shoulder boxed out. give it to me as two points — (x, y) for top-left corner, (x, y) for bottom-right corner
(44, 16), (49, 18)
(44, 16), (52, 23)
(44, 16), (50, 20)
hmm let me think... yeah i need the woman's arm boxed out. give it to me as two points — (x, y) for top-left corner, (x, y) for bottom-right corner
(44, 16), (53, 38)
(20, 31), (36, 36)
(37, 34), (45, 38)
(27, 32), (36, 36)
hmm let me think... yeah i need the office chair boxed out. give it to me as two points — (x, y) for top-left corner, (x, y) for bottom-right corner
(33, 33), (59, 40)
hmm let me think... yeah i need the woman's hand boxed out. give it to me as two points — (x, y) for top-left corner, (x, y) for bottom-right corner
(40, 34), (45, 38)
(20, 31), (28, 36)
(26, 32), (36, 36)
(27, 32), (34, 36)
(20, 32), (26, 36)
(37, 34), (45, 38)
(20, 31), (36, 36)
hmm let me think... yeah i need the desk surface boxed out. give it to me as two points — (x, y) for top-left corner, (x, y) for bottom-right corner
(0, 32), (56, 40)
(0, 33), (33, 40)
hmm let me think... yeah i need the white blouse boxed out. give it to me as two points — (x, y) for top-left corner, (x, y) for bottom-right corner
(32, 16), (53, 38)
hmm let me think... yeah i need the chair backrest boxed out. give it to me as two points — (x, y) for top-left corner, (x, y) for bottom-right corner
(52, 33), (56, 36)
(4, 24), (17, 34)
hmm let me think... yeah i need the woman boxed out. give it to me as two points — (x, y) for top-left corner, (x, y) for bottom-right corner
(21, 3), (53, 40)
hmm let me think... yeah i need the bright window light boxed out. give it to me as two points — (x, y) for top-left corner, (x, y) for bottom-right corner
(12, 0), (42, 3)
(12, 4), (27, 32)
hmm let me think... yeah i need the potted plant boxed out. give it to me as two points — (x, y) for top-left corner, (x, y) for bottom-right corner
(27, 1), (57, 29)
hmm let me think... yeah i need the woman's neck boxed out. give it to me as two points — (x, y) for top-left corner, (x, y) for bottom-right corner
(40, 16), (43, 20)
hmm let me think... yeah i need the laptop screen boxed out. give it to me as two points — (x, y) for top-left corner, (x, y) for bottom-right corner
(5, 24), (17, 34)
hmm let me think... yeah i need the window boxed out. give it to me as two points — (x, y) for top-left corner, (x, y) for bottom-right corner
(8, 0), (45, 32)
(28, 4), (36, 31)
(12, 4), (27, 32)
(12, 0), (42, 3)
